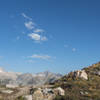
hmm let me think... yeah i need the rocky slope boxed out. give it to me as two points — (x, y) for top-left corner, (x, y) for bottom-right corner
(0, 68), (62, 86)
(52, 62), (100, 100)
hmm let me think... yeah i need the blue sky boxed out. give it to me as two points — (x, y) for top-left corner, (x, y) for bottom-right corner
(0, 0), (100, 74)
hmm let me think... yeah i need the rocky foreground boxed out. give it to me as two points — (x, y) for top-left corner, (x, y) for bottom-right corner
(0, 62), (100, 100)
(0, 84), (65, 100)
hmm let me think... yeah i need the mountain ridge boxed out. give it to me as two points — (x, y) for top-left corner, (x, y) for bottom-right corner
(0, 67), (62, 86)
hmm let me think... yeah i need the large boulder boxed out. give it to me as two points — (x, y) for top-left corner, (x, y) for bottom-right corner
(74, 70), (88, 80)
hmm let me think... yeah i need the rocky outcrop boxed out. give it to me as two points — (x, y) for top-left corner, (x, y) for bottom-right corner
(32, 87), (65, 100)
(74, 70), (88, 80)
(0, 86), (64, 100)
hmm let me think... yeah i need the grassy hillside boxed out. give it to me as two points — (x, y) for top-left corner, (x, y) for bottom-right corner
(53, 62), (100, 100)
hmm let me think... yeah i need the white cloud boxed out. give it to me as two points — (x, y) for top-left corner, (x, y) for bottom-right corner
(22, 13), (35, 30)
(28, 33), (47, 42)
(34, 29), (44, 33)
(28, 54), (51, 60)
(22, 13), (32, 20)
(28, 33), (41, 41)
(25, 21), (35, 30)
(72, 48), (76, 52)
(22, 12), (48, 43)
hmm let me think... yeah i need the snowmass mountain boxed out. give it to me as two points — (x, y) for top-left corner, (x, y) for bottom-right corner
(0, 68), (62, 86)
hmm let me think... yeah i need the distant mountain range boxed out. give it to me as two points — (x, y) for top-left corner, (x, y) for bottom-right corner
(0, 68), (62, 86)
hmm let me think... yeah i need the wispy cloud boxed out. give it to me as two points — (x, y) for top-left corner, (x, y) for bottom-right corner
(28, 54), (51, 60)
(22, 13), (48, 43)
(64, 44), (77, 52)
(34, 29), (44, 33)
(22, 13), (32, 20)
(25, 21), (35, 30)
(28, 33), (47, 42)
(28, 33), (40, 41)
